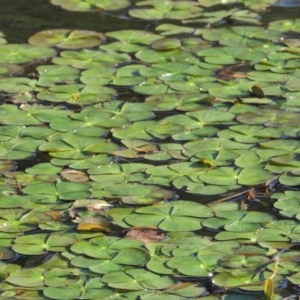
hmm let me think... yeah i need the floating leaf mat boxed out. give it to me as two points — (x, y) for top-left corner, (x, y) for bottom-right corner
(0, 0), (300, 299)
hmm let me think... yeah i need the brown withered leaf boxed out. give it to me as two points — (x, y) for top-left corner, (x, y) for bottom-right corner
(60, 169), (89, 182)
(77, 223), (107, 232)
(73, 199), (111, 209)
(46, 210), (65, 220)
(125, 228), (166, 243)
(165, 282), (202, 292)
(72, 199), (112, 214)
(69, 208), (79, 219)
(251, 85), (265, 98)
(215, 62), (251, 81)
(0, 161), (16, 174)
(78, 216), (111, 233)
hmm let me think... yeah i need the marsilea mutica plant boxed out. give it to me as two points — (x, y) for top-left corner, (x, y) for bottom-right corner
(0, 0), (299, 299)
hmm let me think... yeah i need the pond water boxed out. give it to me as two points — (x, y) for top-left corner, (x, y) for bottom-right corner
(1, 0), (300, 299)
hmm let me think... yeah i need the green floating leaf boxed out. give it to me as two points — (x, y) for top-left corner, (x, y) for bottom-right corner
(167, 241), (241, 277)
(81, 64), (146, 86)
(0, 232), (18, 248)
(0, 44), (56, 64)
(7, 267), (81, 288)
(193, 165), (272, 187)
(7, 268), (45, 287)
(265, 153), (300, 174)
(160, 114), (218, 141)
(197, 46), (264, 65)
(155, 23), (195, 36)
(136, 48), (191, 64)
(269, 19), (300, 33)
(279, 172), (300, 187)
(44, 268), (81, 287)
(129, 0), (202, 20)
(0, 63), (23, 79)
(13, 232), (78, 255)
(241, 0), (278, 11)
(39, 135), (118, 159)
(145, 93), (214, 112)
(0, 246), (16, 260)
(110, 247), (150, 266)
(272, 191), (300, 219)
(114, 139), (157, 159)
(202, 26), (280, 47)
(151, 38), (181, 50)
(23, 181), (91, 201)
(20, 103), (72, 123)
(0, 196), (30, 208)
(125, 200), (213, 231)
(44, 277), (115, 300)
(213, 270), (281, 289)
(167, 255), (212, 277)
(184, 138), (252, 158)
(71, 255), (121, 274)
(144, 143), (186, 161)
(0, 138), (44, 160)
(255, 58), (300, 74)
(51, 153), (113, 169)
(51, 0), (130, 11)
(187, 109), (235, 125)
(237, 109), (300, 127)
(36, 65), (80, 87)
(105, 207), (135, 228)
(202, 79), (260, 99)
(0, 125), (55, 140)
(0, 77), (36, 94)
(139, 61), (211, 82)
(94, 100), (154, 123)
(181, 37), (211, 53)
(215, 227), (290, 244)
(53, 49), (130, 69)
(122, 189), (174, 205)
(199, 167), (240, 186)
(260, 139), (300, 153)
(26, 163), (62, 175)
(101, 268), (176, 290)
(203, 210), (274, 232)
(28, 29), (104, 49)
(113, 120), (184, 140)
(101, 30), (163, 52)
(218, 125), (283, 143)
(150, 283), (206, 298)
(70, 236), (144, 259)
(248, 71), (297, 82)
(287, 272), (300, 285)
(52, 124), (106, 139)
(188, 9), (260, 26)
(237, 168), (273, 185)
(193, 149), (238, 167)
(72, 247), (150, 274)
(88, 162), (150, 183)
(37, 84), (116, 105)
(0, 209), (52, 233)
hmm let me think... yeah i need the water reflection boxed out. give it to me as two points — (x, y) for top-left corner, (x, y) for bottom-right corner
(275, 0), (300, 7)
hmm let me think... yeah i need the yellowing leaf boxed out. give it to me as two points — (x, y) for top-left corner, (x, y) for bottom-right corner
(264, 278), (274, 300)
(203, 159), (216, 167)
(77, 223), (108, 232)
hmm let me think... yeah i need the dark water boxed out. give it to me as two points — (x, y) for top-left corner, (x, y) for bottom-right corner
(1, 0), (300, 44)
(0, 0), (149, 43)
